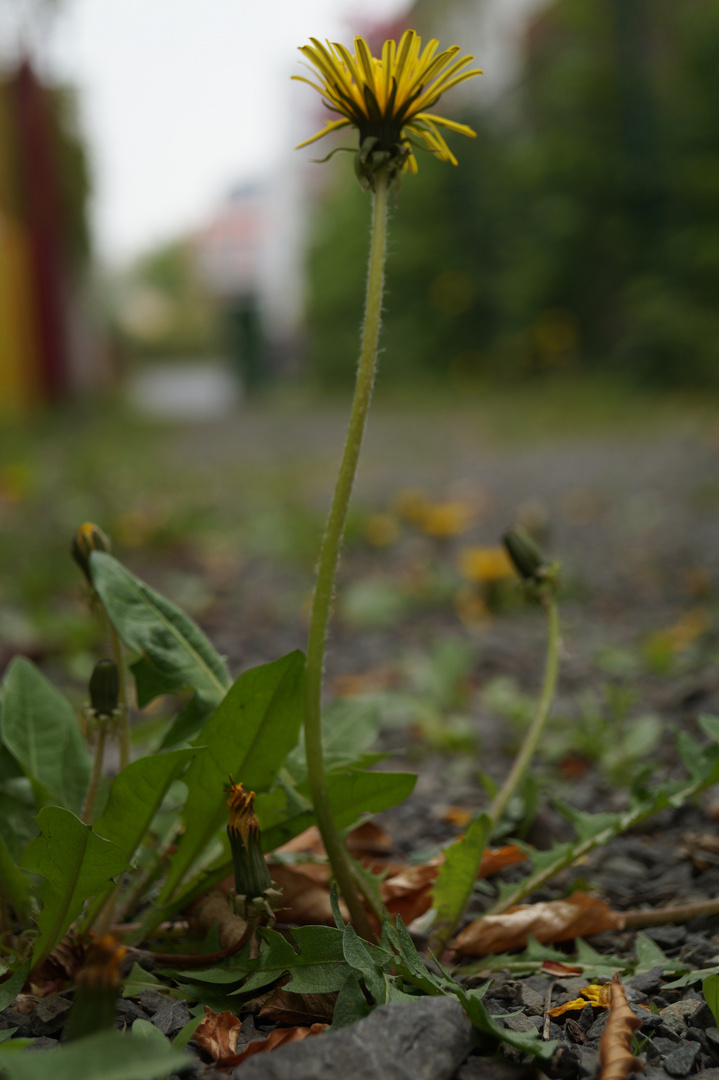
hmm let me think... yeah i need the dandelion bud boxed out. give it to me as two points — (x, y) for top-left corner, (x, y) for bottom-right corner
(72, 522), (111, 582)
(225, 779), (273, 901)
(89, 659), (120, 718)
(64, 936), (127, 1041)
(502, 527), (547, 581)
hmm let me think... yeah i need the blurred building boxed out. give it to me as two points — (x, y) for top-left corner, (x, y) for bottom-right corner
(0, 57), (107, 414)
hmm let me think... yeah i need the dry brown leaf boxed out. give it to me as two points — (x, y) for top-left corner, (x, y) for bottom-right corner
(269, 864), (350, 926)
(598, 973), (644, 1080)
(452, 891), (624, 955)
(227, 1024), (328, 1068)
(258, 987), (337, 1025)
(194, 1007), (243, 1063)
(190, 890), (248, 950)
(541, 960), (584, 977)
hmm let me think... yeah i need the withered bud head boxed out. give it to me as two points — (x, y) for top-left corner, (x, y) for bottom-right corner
(225, 778), (273, 900)
(89, 659), (120, 718)
(72, 521), (111, 582)
(64, 935), (127, 1042)
(77, 935), (127, 990)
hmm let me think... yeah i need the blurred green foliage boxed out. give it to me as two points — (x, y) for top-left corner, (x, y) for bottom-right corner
(306, 0), (719, 389)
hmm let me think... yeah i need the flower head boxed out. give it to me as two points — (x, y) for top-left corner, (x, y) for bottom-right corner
(294, 30), (482, 186)
(225, 778), (273, 901)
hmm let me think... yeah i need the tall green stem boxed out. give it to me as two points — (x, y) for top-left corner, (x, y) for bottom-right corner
(489, 597), (560, 830)
(108, 619), (129, 770)
(304, 170), (390, 940)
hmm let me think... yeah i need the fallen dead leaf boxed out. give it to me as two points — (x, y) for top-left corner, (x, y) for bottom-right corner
(269, 863), (349, 926)
(452, 892), (624, 956)
(541, 960), (584, 977)
(227, 1024), (328, 1068)
(258, 987), (337, 1025)
(381, 845), (526, 926)
(598, 973), (644, 1080)
(194, 1007), (242, 1063)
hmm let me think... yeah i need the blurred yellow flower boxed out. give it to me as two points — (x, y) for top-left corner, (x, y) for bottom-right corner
(365, 512), (400, 547)
(294, 30), (481, 181)
(418, 500), (474, 539)
(459, 545), (515, 582)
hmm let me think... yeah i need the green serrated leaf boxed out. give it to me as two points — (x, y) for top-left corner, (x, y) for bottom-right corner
(0, 962), (31, 1011)
(159, 652), (304, 902)
(455, 986), (556, 1061)
(259, 767), (417, 852)
(0, 830), (31, 923)
(93, 748), (196, 860)
(699, 715), (719, 744)
(89, 552), (230, 744)
(634, 933), (686, 975)
(431, 814), (491, 949)
(331, 972), (371, 1029)
(663, 964), (719, 990)
(342, 924), (388, 1004)
(21, 806), (129, 969)
(285, 698), (381, 782)
(1, 657), (91, 815)
(703, 974), (719, 1025)
(0, 1029), (188, 1080)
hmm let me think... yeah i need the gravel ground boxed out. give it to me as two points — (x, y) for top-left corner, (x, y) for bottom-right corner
(3, 396), (719, 1078)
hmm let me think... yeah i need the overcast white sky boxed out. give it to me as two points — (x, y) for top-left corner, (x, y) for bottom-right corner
(36, 0), (409, 264)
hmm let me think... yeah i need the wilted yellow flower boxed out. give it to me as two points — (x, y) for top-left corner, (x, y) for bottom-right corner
(459, 545), (515, 583)
(225, 778), (273, 900)
(294, 30), (482, 185)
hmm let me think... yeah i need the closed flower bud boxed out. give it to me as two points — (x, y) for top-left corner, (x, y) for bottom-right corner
(502, 527), (546, 581)
(89, 659), (120, 718)
(225, 779), (273, 901)
(72, 522), (111, 582)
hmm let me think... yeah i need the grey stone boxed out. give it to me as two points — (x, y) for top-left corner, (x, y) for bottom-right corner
(662, 998), (715, 1031)
(519, 986), (545, 1016)
(578, 1004), (596, 1034)
(25, 1036), (59, 1051)
(139, 989), (171, 1013)
(549, 1045), (581, 1079)
(577, 1047), (599, 1079)
(151, 1001), (191, 1037)
(29, 995), (72, 1036)
(455, 1055), (536, 1080)
(232, 997), (473, 1080)
(656, 1011), (685, 1041)
(705, 1027), (719, 1051)
(663, 1041), (701, 1077)
(0, 1009), (30, 1036)
(115, 998), (148, 1027)
(644, 926), (686, 950)
(630, 966), (665, 996)
(501, 1013), (541, 1034)
(650, 1038), (681, 1057)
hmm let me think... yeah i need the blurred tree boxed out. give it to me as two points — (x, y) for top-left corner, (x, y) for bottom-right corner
(305, 0), (719, 389)
(113, 238), (220, 360)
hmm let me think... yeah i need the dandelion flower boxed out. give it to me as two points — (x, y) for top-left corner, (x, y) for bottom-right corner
(294, 30), (482, 185)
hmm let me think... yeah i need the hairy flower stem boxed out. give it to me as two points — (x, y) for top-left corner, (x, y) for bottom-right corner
(304, 170), (390, 941)
(107, 618), (129, 770)
(82, 721), (108, 824)
(489, 597), (560, 830)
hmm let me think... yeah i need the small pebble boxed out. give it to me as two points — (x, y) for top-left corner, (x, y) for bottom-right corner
(29, 996), (72, 1037)
(663, 1040), (701, 1077)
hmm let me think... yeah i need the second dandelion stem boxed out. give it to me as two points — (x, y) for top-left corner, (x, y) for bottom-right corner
(304, 170), (390, 941)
